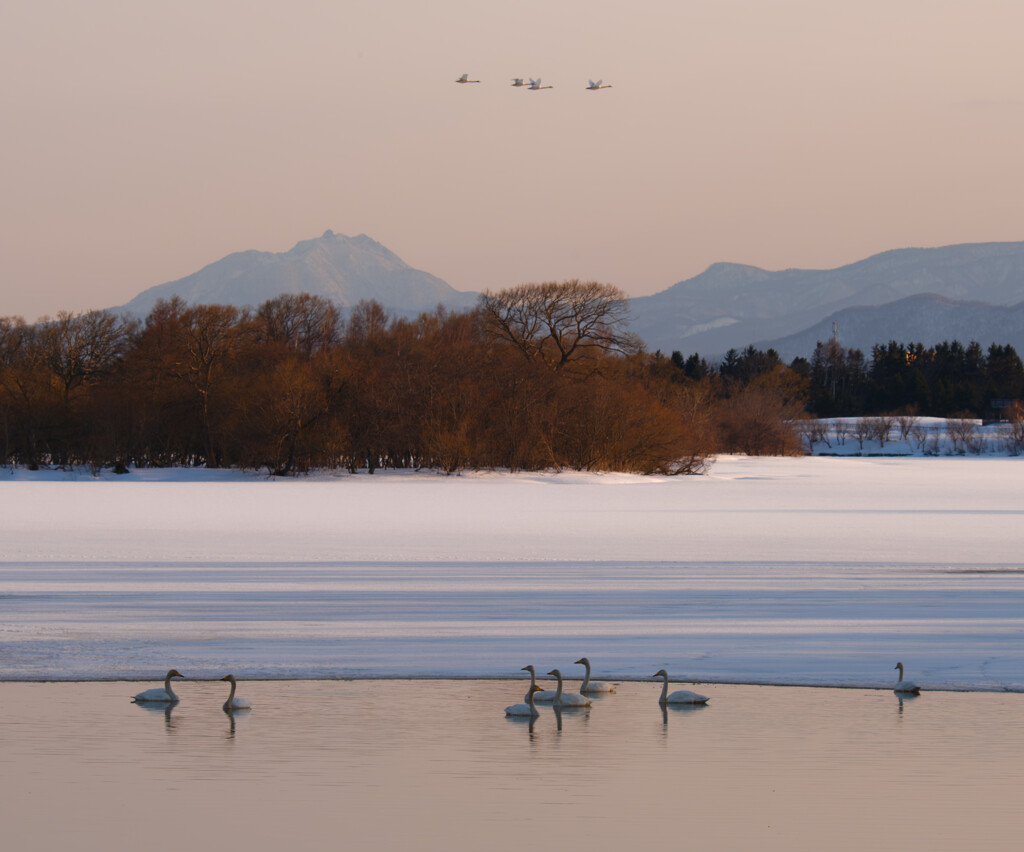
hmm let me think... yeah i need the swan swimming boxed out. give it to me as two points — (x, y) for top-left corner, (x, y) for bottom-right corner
(455, 74), (480, 84)
(652, 669), (708, 705)
(523, 664), (559, 702)
(893, 662), (921, 695)
(574, 657), (616, 693)
(131, 669), (184, 703)
(505, 684), (544, 717)
(546, 669), (591, 707)
(220, 674), (252, 710)
(586, 79), (612, 90)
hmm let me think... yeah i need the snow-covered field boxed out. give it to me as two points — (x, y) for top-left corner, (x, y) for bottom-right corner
(2, 454), (1023, 690)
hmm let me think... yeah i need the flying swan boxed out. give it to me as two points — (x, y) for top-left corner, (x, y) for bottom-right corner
(220, 674), (252, 710)
(586, 80), (612, 90)
(505, 684), (544, 717)
(575, 657), (616, 693)
(511, 78), (527, 87)
(131, 669), (184, 703)
(893, 662), (921, 695)
(455, 74), (480, 84)
(528, 78), (553, 90)
(546, 669), (591, 707)
(653, 669), (709, 705)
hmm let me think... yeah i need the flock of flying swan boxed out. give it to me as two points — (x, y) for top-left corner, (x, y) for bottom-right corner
(456, 73), (611, 90)
(129, 658), (922, 717)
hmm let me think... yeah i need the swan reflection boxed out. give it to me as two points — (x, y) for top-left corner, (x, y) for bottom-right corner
(223, 705), (251, 738)
(133, 698), (176, 729)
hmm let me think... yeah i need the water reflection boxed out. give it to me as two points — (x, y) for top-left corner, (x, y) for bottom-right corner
(133, 698), (176, 729)
(2, 681), (1022, 852)
(223, 706), (251, 739)
(895, 691), (921, 715)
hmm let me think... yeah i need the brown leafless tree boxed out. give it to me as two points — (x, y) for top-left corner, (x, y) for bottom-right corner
(480, 280), (640, 371)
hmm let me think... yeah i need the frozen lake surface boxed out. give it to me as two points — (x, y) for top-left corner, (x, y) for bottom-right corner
(2, 456), (1023, 689)
(2, 680), (1022, 852)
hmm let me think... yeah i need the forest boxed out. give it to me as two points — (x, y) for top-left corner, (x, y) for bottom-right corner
(2, 282), (1022, 474)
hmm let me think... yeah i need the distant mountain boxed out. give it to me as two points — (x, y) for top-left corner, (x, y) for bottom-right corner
(630, 241), (1024, 359)
(759, 294), (1024, 361)
(116, 234), (1024, 361)
(118, 231), (479, 317)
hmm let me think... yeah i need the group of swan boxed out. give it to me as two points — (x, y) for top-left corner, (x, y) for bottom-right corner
(131, 670), (252, 711)
(508, 659), (706, 717)
(458, 74), (611, 90)
(506, 660), (923, 716)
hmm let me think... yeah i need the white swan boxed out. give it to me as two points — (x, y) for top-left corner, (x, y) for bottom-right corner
(528, 78), (553, 90)
(653, 669), (708, 705)
(131, 669), (184, 703)
(511, 78), (527, 87)
(522, 664), (558, 702)
(546, 669), (591, 707)
(505, 684), (543, 717)
(893, 662), (921, 695)
(586, 79), (612, 90)
(455, 74), (480, 84)
(220, 674), (252, 710)
(574, 657), (616, 693)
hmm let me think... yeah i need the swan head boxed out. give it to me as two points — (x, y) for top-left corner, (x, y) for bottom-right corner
(652, 669), (668, 680)
(546, 669), (562, 678)
(895, 662), (904, 673)
(167, 669), (184, 680)
(574, 657), (589, 666)
(521, 664), (535, 674)
(220, 674), (237, 683)
(530, 684), (544, 694)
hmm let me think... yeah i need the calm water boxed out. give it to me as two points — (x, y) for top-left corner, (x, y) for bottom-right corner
(1, 680), (1021, 851)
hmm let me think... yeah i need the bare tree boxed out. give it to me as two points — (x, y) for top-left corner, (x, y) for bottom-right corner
(947, 415), (982, 455)
(480, 280), (640, 371)
(254, 293), (341, 357)
(38, 310), (132, 402)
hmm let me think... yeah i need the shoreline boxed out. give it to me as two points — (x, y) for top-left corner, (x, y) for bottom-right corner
(2, 675), (1020, 694)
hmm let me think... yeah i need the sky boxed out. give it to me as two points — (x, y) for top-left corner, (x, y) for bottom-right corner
(3, 1), (1024, 321)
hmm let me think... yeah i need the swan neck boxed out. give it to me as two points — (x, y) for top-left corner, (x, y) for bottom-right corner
(224, 678), (236, 709)
(580, 661), (591, 690)
(554, 673), (563, 700)
(164, 673), (177, 700)
(660, 674), (669, 703)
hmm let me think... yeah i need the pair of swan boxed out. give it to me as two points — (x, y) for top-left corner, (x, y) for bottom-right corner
(521, 665), (591, 707)
(131, 670), (251, 710)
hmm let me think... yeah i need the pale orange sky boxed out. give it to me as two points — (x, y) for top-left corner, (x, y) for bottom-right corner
(3, 0), (1023, 321)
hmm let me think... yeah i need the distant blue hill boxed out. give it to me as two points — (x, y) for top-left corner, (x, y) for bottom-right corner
(117, 230), (479, 318)
(629, 241), (1024, 359)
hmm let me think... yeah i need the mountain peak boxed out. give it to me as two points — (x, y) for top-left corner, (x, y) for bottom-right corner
(118, 232), (478, 317)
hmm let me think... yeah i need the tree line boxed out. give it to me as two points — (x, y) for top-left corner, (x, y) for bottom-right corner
(5, 282), (1022, 475)
(673, 338), (1024, 420)
(0, 285), (723, 474)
